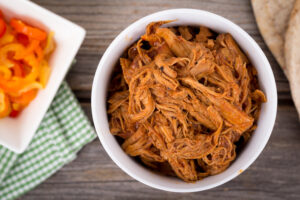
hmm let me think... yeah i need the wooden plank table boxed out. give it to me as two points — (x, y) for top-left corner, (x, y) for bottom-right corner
(20, 0), (300, 199)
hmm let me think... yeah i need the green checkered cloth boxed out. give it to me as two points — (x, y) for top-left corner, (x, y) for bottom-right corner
(0, 81), (96, 200)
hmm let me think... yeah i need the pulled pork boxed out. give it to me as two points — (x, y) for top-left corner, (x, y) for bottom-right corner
(107, 21), (266, 182)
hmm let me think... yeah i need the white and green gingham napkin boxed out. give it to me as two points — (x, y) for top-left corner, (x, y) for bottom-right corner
(0, 81), (96, 200)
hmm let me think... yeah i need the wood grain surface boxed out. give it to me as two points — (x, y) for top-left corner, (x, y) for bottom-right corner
(19, 0), (300, 199)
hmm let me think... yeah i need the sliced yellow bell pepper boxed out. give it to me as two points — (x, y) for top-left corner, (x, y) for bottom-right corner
(0, 43), (25, 67)
(38, 60), (51, 88)
(0, 28), (14, 46)
(44, 31), (55, 56)
(22, 54), (39, 81)
(0, 65), (12, 79)
(0, 90), (11, 118)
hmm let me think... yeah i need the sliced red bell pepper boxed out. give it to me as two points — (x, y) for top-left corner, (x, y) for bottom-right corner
(16, 33), (29, 46)
(0, 18), (6, 38)
(10, 18), (46, 41)
(9, 109), (20, 118)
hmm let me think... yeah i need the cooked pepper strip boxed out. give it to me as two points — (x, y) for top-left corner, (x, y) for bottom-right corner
(10, 89), (38, 106)
(10, 18), (47, 41)
(0, 65), (12, 79)
(0, 43), (25, 67)
(11, 61), (24, 77)
(9, 109), (20, 118)
(0, 18), (6, 38)
(0, 89), (11, 118)
(16, 33), (29, 46)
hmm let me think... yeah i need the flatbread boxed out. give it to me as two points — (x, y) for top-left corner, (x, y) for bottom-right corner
(251, 0), (295, 79)
(285, 0), (300, 118)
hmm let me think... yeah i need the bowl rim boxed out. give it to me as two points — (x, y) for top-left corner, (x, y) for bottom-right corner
(91, 8), (277, 192)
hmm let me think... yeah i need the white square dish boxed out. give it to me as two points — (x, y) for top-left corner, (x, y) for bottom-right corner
(0, 0), (86, 153)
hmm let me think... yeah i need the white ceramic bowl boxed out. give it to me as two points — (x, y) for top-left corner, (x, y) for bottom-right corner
(91, 9), (277, 192)
(0, 0), (85, 153)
